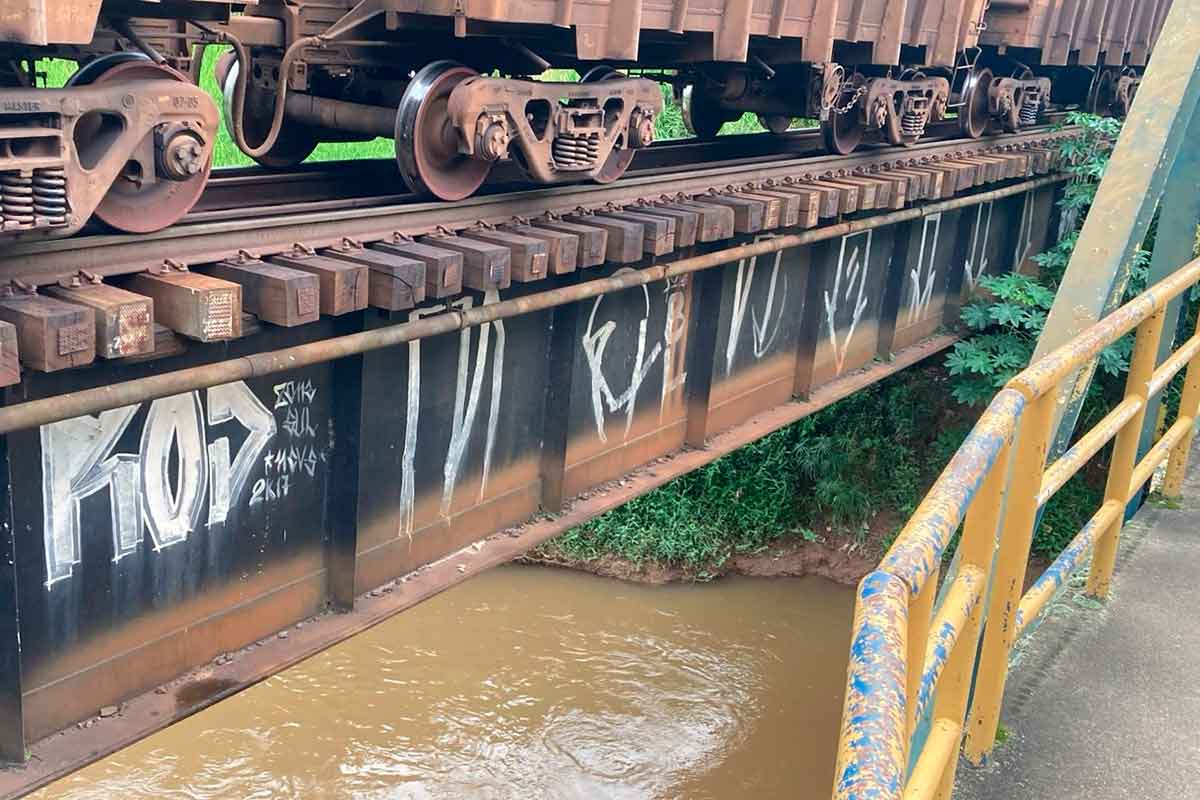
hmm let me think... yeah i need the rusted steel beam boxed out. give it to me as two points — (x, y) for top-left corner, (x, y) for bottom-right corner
(0, 438), (19, 764)
(0, 176), (1062, 436)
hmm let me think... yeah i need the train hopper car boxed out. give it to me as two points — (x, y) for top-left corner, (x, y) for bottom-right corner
(979, 0), (1174, 117)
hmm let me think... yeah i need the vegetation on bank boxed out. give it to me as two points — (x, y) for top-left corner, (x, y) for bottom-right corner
(538, 368), (969, 575)
(537, 112), (1195, 573)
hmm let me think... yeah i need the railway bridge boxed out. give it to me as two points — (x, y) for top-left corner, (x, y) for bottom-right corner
(0, 4), (1197, 798)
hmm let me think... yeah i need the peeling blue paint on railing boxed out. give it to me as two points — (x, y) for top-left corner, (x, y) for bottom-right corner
(834, 571), (910, 800)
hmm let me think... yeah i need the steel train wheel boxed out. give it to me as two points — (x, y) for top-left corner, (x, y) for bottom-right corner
(395, 61), (491, 201)
(821, 110), (864, 155)
(958, 67), (993, 139)
(69, 54), (211, 234)
(222, 61), (319, 169)
(682, 84), (737, 139)
(1087, 68), (1117, 117)
(821, 73), (866, 155)
(581, 66), (636, 184)
(758, 114), (792, 134)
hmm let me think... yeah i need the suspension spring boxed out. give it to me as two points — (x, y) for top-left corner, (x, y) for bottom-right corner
(32, 167), (67, 226)
(0, 172), (34, 228)
(1019, 91), (1041, 126)
(901, 107), (929, 138)
(552, 133), (600, 170)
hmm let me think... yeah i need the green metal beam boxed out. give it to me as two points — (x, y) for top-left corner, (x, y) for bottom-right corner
(1034, 0), (1200, 456)
(1138, 107), (1200, 465)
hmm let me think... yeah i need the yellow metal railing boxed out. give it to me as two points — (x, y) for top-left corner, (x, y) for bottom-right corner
(832, 257), (1200, 800)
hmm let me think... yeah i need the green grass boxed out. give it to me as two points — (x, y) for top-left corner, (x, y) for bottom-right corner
(41, 55), (803, 168)
(536, 367), (970, 571)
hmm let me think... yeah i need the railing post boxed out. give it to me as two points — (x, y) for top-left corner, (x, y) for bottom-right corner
(1162, 316), (1200, 500)
(964, 391), (1055, 764)
(905, 563), (939, 747)
(1087, 309), (1165, 598)
(933, 434), (1014, 798)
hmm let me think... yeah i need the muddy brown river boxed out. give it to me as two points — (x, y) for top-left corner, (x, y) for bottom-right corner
(33, 565), (855, 799)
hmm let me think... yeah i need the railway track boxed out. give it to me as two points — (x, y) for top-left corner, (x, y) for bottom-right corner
(189, 114), (1069, 219)
(2, 124), (1072, 285)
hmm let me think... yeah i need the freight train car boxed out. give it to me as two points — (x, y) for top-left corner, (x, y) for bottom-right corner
(0, 0), (1173, 240)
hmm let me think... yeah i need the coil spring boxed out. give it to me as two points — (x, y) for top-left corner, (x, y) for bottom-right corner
(552, 133), (600, 169)
(33, 168), (67, 226)
(0, 172), (33, 228)
(1019, 91), (1041, 126)
(901, 107), (929, 138)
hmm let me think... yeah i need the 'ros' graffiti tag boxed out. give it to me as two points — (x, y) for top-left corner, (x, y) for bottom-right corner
(40, 381), (277, 588)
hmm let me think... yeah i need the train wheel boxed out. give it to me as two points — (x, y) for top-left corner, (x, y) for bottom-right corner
(69, 54), (211, 234)
(582, 66), (636, 184)
(395, 61), (491, 201)
(758, 114), (792, 134)
(821, 110), (864, 155)
(682, 84), (736, 139)
(222, 60), (318, 169)
(958, 67), (993, 139)
(213, 50), (236, 94)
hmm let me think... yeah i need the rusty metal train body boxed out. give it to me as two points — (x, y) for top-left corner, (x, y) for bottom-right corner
(0, 0), (1172, 238)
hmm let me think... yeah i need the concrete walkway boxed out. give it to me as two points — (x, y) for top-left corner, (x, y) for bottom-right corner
(954, 454), (1200, 799)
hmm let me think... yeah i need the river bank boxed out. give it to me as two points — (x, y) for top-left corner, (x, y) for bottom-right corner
(521, 528), (887, 586)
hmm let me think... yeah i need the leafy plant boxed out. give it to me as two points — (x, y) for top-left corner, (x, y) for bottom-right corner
(945, 273), (1056, 406)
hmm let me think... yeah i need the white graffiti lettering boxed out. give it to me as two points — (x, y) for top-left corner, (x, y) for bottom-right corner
(825, 231), (873, 376)
(726, 238), (787, 375)
(660, 277), (689, 421)
(906, 213), (942, 325)
(208, 381), (276, 527)
(964, 201), (994, 292)
(582, 281), (663, 443)
(397, 291), (505, 537)
(1013, 191), (1036, 271)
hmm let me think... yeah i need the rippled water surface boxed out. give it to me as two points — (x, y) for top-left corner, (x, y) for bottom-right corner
(34, 565), (855, 799)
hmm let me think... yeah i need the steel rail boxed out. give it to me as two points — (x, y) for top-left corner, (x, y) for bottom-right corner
(0, 126), (1074, 285)
(192, 114), (1068, 216)
(0, 174), (1064, 435)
